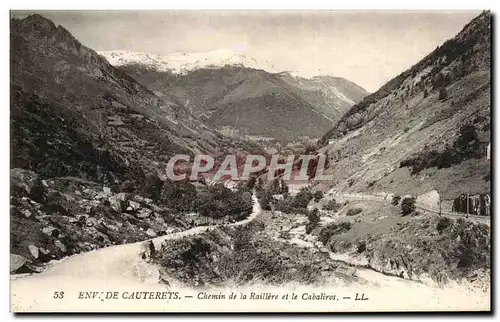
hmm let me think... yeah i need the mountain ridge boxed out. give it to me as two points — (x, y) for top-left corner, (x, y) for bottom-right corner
(315, 11), (491, 201)
(10, 14), (260, 182)
(116, 63), (368, 142)
(99, 49), (281, 75)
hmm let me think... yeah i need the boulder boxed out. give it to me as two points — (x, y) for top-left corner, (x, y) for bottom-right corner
(149, 204), (162, 212)
(146, 228), (157, 238)
(136, 208), (152, 218)
(85, 217), (98, 227)
(166, 227), (177, 234)
(132, 195), (146, 203)
(103, 187), (112, 194)
(83, 205), (95, 214)
(104, 223), (119, 232)
(93, 192), (108, 200)
(83, 188), (94, 195)
(107, 115), (125, 126)
(116, 192), (128, 202)
(10, 254), (28, 273)
(28, 244), (39, 259)
(21, 209), (32, 218)
(155, 214), (165, 224)
(42, 226), (59, 237)
(54, 240), (67, 253)
(128, 200), (141, 211)
(108, 195), (123, 213)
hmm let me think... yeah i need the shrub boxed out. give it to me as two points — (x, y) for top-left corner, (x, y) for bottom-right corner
(357, 241), (367, 253)
(308, 208), (320, 223)
(257, 189), (274, 211)
(392, 195), (401, 206)
(141, 174), (164, 201)
(274, 197), (294, 214)
(313, 191), (324, 201)
(323, 199), (340, 211)
(30, 177), (48, 203)
(319, 222), (352, 245)
(437, 217), (452, 233)
(438, 87), (448, 100)
(193, 183), (252, 220)
(246, 176), (256, 190)
(401, 197), (416, 216)
(268, 179), (281, 195)
(291, 187), (313, 209)
(281, 180), (289, 195)
(346, 208), (363, 216)
(400, 124), (482, 175)
(161, 180), (198, 212)
(454, 124), (480, 158)
(305, 208), (321, 234)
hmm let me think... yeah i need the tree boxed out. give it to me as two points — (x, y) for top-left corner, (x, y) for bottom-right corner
(323, 199), (340, 211)
(401, 197), (416, 216)
(280, 179), (289, 195)
(423, 89), (429, 98)
(257, 189), (274, 211)
(438, 87), (448, 100)
(269, 179), (281, 195)
(292, 187), (313, 209)
(246, 176), (256, 190)
(305, 208), (320, 234)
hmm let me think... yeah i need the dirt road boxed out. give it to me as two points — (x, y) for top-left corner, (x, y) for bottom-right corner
(10, 193), (262, 312)
(331, 192), (490, 225)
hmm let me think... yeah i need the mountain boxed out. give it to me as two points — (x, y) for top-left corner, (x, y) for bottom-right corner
(276, 73), (369, 120)
(113, 62), (367, 142)
(10, 14), (257, 182)
(316, 11), (491, 201)
(99, 49), (281, 75)
(10, 14), (264, 266)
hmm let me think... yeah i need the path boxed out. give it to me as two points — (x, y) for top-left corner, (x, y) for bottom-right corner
(10, 192), (262, 312)
(331, 192), (490, 225)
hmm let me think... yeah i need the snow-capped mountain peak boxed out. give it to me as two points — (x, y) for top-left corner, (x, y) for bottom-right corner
(98, 49), (280, 74)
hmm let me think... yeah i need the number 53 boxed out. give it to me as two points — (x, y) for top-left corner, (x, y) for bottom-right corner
(53, 291), (64, 299)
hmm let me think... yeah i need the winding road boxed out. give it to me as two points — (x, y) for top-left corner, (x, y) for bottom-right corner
(10, 191), (489, 312)
(10, 193), (262, 312)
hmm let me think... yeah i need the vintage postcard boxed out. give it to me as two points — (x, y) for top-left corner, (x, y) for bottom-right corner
(9, 10), (491, 312)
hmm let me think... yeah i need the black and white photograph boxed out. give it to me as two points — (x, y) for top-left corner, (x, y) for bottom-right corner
(8, 9), (492, 312)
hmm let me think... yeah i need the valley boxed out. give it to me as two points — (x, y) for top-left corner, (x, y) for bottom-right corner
(9, 10), (491, 313)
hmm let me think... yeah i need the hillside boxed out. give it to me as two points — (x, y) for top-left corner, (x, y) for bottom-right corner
(316, 11), (491, 202)
(277, 73), (368, 120)
(114, 63), (367, 142)
(10, 14), (256, 270)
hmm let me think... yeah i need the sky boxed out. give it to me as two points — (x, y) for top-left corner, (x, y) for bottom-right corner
(11, 10), (481, 92)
